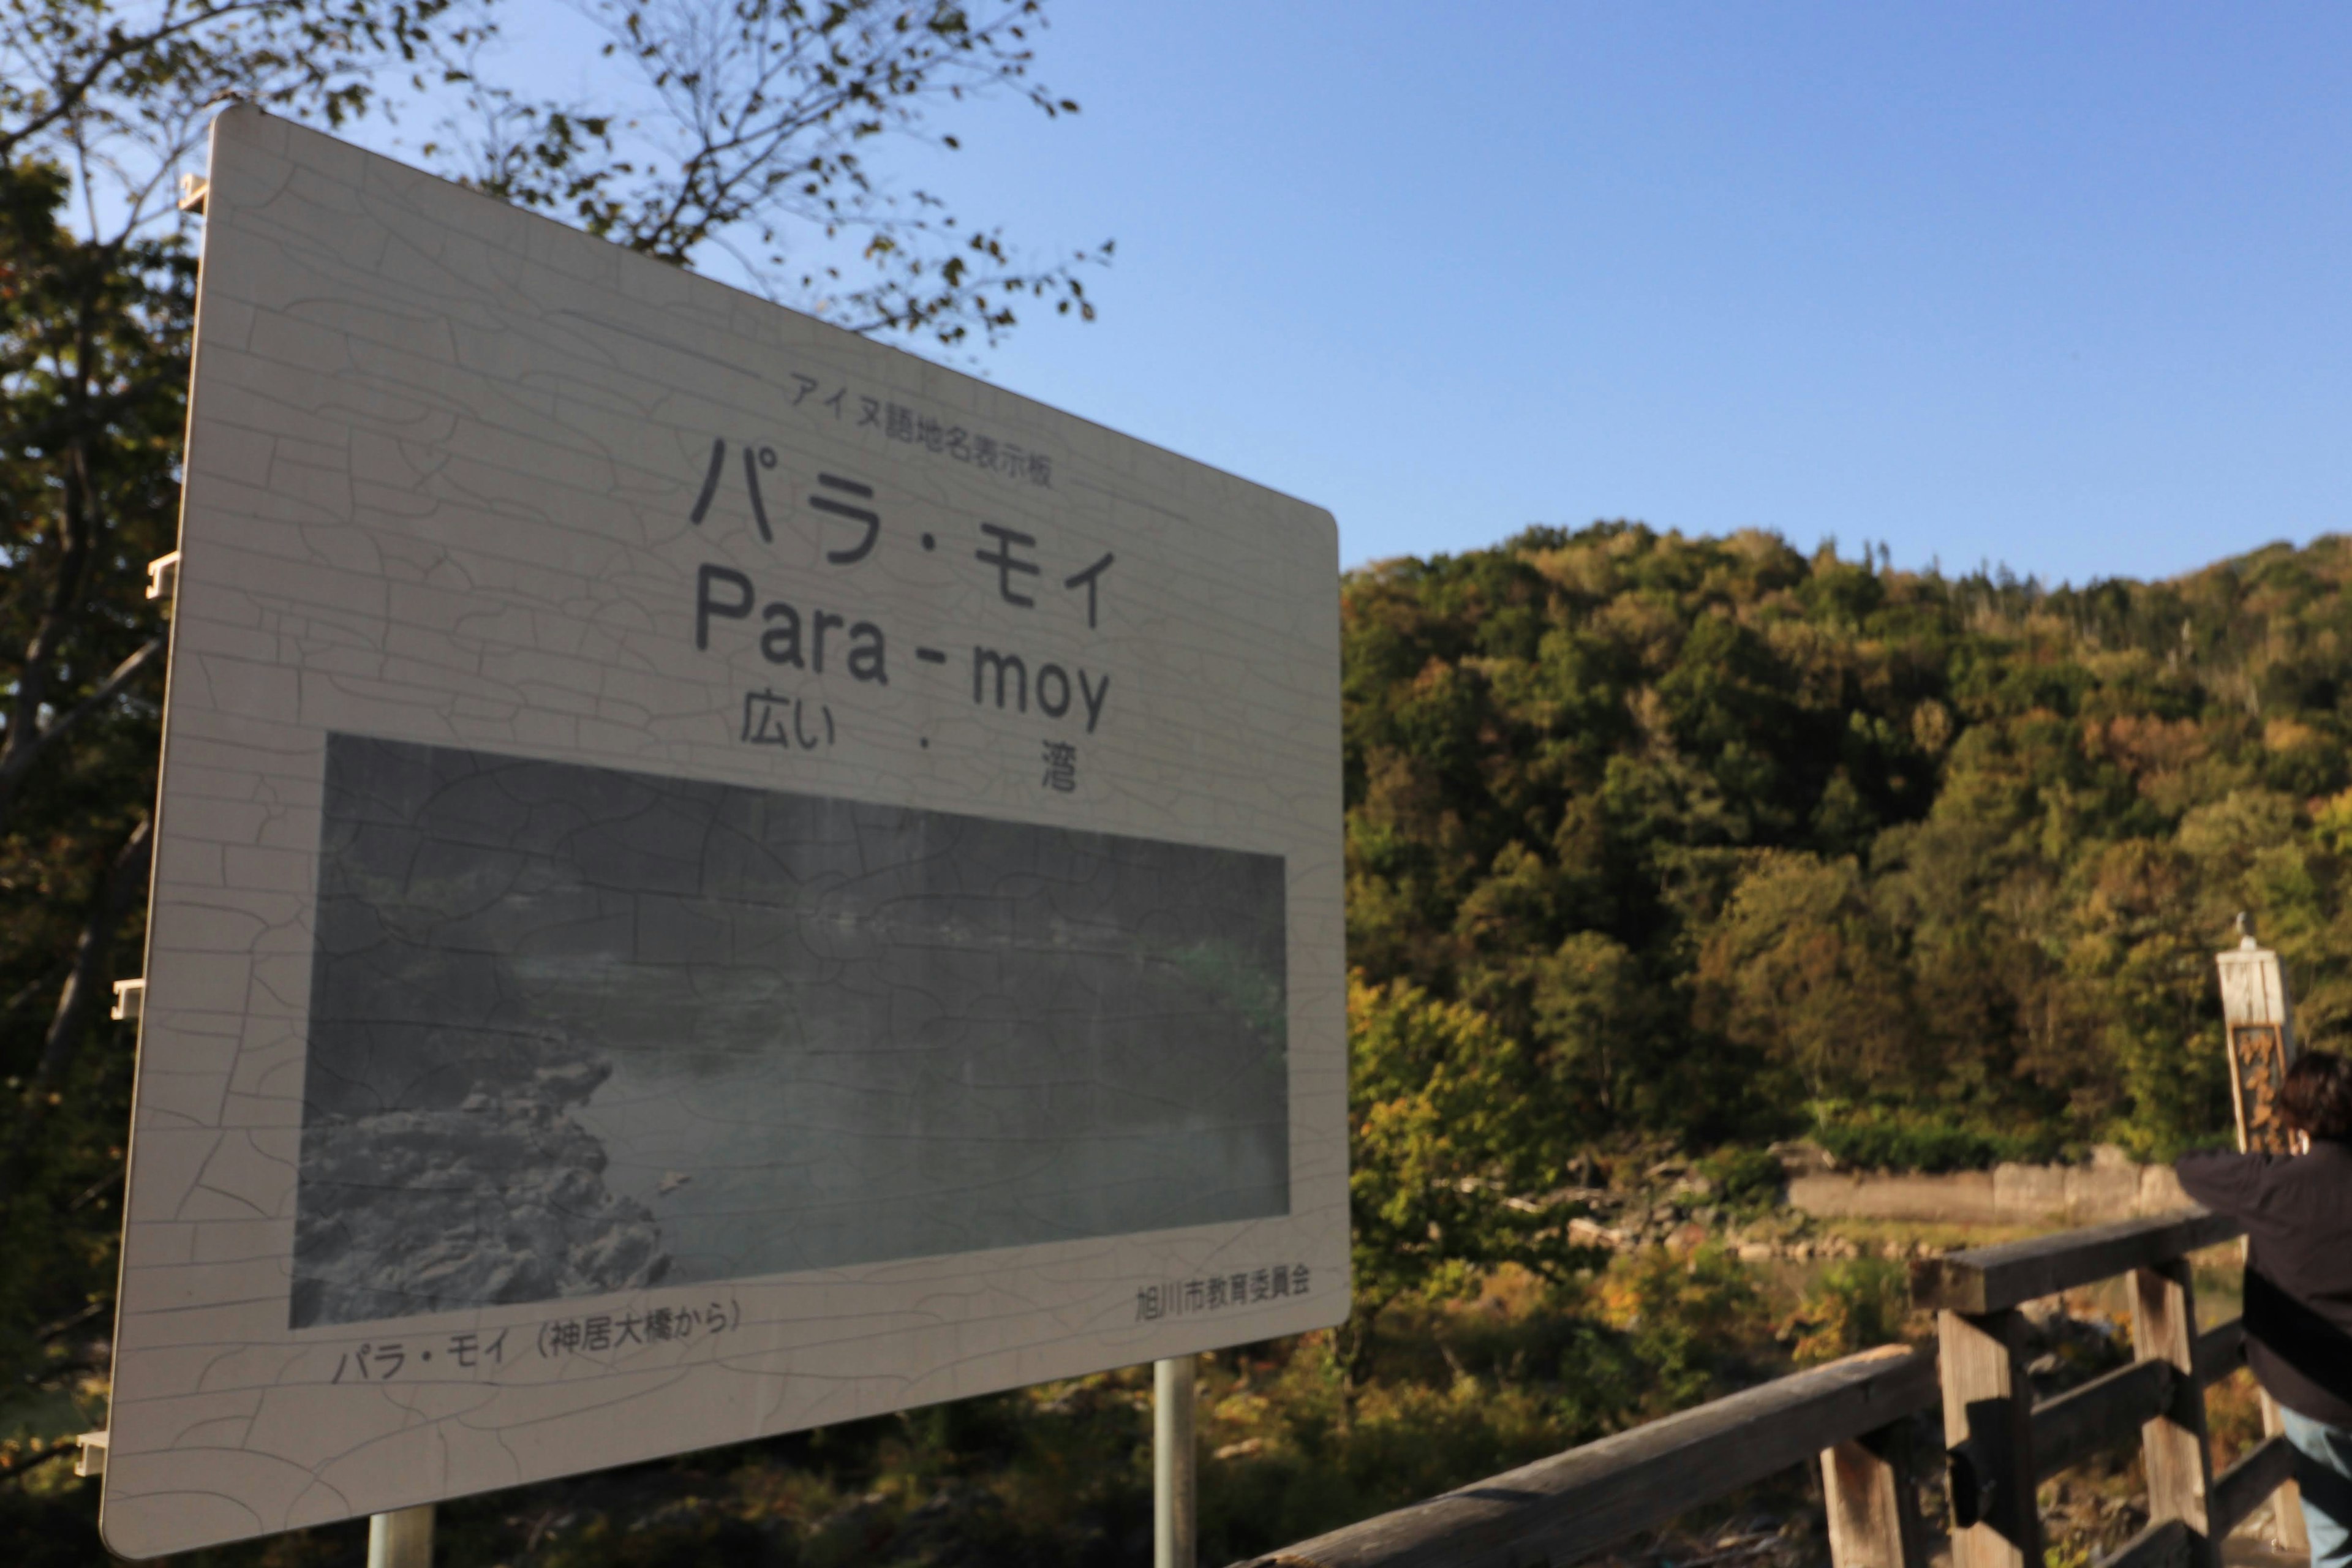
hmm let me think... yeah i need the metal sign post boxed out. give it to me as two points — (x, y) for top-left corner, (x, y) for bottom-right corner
(1155, 1355), (1197, 1568)
(366, 1504), (434, 1568)
(2214, 922), (2310, 1554)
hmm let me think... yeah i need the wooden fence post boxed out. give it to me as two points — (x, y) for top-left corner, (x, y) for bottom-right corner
(2255, 1393), (2312, 1553)
(1822, 1419), (1926, 1568)
(2130, 1260), (2216, 1568)
(1938, 1308), (2040, 1568)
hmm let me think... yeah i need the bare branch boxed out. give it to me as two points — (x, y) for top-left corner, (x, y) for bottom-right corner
(0, 633), (164, 821)
(426, 0), (1106, 348)
(31, 814), (151, 1099)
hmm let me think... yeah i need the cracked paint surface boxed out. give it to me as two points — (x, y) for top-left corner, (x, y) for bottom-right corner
(104, 107), (1343, 1556)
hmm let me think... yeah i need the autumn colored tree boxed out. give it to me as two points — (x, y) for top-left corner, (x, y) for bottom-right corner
(1342, 524), (2352, 1193)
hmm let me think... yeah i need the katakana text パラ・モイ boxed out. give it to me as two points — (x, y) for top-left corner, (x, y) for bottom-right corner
(330, 1328), (509, 1383)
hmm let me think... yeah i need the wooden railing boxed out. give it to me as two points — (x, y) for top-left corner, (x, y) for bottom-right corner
(1235, 1208), (2303, 1568)
(1232, 1343), (1939, 1568)
(1917, 1209), (2301, 1568)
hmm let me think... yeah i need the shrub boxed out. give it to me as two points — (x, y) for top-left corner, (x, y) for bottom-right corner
(1597, 1244), (1764, 1409)
(1812, 1106), (2065, 1172)
(1782, 1258), (1910, 1365)
(1698, 1145), (1786, 1215)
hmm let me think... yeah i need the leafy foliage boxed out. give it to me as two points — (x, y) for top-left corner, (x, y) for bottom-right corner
(1811, 1104), (2065, 1172)
(1779, 1257), (1909, 1366)
(1593, 1243), (1763, 1407)
(1200, 1255), (1781, 1562)
(1343, 973), (1613, 1381)
(0, 0), (479, 166)
(1696, 1145), (1786, 1216)
(438, 0), (1111, 345)
(1344, 523), (2352, 1177)
(0, 158), (185, 1481)
(1, 1272), (1787, 1564)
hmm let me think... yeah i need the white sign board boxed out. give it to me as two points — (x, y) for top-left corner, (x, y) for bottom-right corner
(102, 105), (1344, 1557)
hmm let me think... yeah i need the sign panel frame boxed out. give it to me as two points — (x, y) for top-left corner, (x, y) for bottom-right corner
(102, 105), (1344, 1558)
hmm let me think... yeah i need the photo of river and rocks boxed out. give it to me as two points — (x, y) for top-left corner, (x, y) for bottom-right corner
(287, 734), (1291, 1330)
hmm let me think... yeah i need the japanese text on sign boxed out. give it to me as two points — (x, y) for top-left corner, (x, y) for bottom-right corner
(684, 432), (1120, 776)
(538, 1299), (742, 1358)
(778, 372), (1055, 487)
(1134, 1265), (1313, 1322)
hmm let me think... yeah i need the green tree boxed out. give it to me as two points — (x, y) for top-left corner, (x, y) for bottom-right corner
(1344, 974), (1596, 1387)
(1525, 929), (1645, 1127)
(1694, 851), (1917, 1104)
(1339, 522), (2352, 1162)
(0, 152), (188, 1499)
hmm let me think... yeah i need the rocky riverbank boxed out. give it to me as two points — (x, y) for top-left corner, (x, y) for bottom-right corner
(1547, 1144), (2194, 1264)
(290, 1038), (669, 1327)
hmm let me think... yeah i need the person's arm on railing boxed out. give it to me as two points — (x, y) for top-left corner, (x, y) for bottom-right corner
(2172, 1148), (2287, 1240)
(2174, 1052), (2352, 1564)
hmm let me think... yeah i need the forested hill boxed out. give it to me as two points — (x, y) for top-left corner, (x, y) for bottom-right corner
(1341, 524), (2352, 1167)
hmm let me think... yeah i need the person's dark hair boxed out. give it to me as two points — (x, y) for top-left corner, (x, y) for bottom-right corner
(2280, 1051), (2352, 1142)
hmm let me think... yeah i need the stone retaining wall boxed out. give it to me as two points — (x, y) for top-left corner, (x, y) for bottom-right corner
(1785, 1151), (2188, 1227)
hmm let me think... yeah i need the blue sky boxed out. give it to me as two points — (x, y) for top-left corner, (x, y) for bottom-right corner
(385, 1), (2352, 582)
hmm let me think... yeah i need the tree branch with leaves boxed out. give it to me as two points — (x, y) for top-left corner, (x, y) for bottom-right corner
(437, 0), (1109, 347)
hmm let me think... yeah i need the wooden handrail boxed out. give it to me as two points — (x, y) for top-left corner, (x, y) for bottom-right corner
(1929, 1216), (2262, 1568)
(1238, 1210), (2294, 1568)
(1228, 1346), (1939, 1568)
(1910, 1209), (2242, 1314)
(2028, 1358), (2177, 1480)
(2193, 1318), (2245, 1387)
(2101, 1517), (2193, 1568)
(2211, 1436), (2297, 1542)
(2013, 1319), (2244, 1487)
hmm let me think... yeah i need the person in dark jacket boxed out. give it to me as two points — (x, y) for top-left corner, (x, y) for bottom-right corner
(2176, 1050), (2352, 1567)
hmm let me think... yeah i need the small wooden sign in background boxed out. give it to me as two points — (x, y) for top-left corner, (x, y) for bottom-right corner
(2212, 927), (2310, 1553)
(2215, 932), (2299, 1153)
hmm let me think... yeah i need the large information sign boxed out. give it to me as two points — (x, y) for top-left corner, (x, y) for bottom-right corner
(101, 106), (1343, 1557)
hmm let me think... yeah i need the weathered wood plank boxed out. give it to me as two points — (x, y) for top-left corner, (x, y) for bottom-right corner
(2030, 1358), (2176, 1480)
(1822, 1421), (1928, 1568)
(1227, 1346), (1939, 1568)
(1940, 1310), (2038, 1568)
(2210, 1435), (2296, 1542)
(2132, 1261), (2216, 1568)
(2192, 1320), (2244, 1389)
(2098, 1518), (2192, 1568)
(2253, 1391), (2310, 1554)
(1910, 1211), (2242, 1314)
